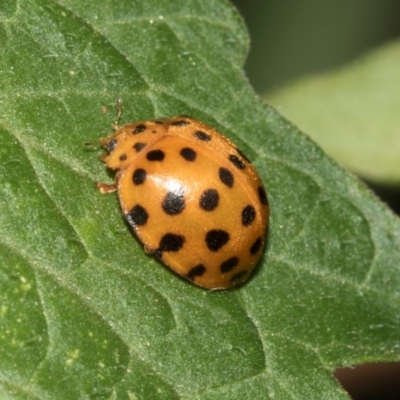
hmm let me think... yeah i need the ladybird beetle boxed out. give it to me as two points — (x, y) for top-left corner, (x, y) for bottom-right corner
(97, 102), (269, 289)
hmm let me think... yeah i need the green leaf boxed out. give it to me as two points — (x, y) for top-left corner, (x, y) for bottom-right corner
(265, 40), (400, 184)
(1, 1), (399, 399)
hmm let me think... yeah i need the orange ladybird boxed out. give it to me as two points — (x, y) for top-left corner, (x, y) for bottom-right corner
(97, 104), (269, 289)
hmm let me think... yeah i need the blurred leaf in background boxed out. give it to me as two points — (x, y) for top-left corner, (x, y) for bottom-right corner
(266, 41), (400, 185)
(233, 0), (400, 93)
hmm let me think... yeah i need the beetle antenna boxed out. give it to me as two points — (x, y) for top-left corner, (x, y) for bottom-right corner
(84, 140), (102, 148)
(113, 98), (123, 131)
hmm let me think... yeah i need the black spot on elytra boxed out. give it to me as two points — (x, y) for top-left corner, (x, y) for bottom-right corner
(242, 205), (256, 226)
(133, 124), (146, 134)
(199, 189), (219, 211)
(119, 154), (127, 161)
(258, 186), (268, 206)
(187, 264), (206, 281)
(219, 167), (234, 188)
(162, 191), (185, 215)
(229, 154), (245, 170)
(171, 120), (190, 127)
(158, 233), (185, 252)
(146, 149), (165, 161)
(180, 147), (197, 161)
(220, 257), (239, 273)
(106, 139), (117, 153)
(236, 147), (251, 163)
(126, 205), (148, 227)
(154, 120), (164, 125)
(250, 237), (262, 255)
(133, 168), (146, 185)
(205, 229), (230, 251)
(194, 131), (211, 141)
(133, 142), (146, 152)
(230, 270), (248, 283)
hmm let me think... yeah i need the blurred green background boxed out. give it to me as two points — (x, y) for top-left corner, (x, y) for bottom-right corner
(232, 0), (400, 93)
